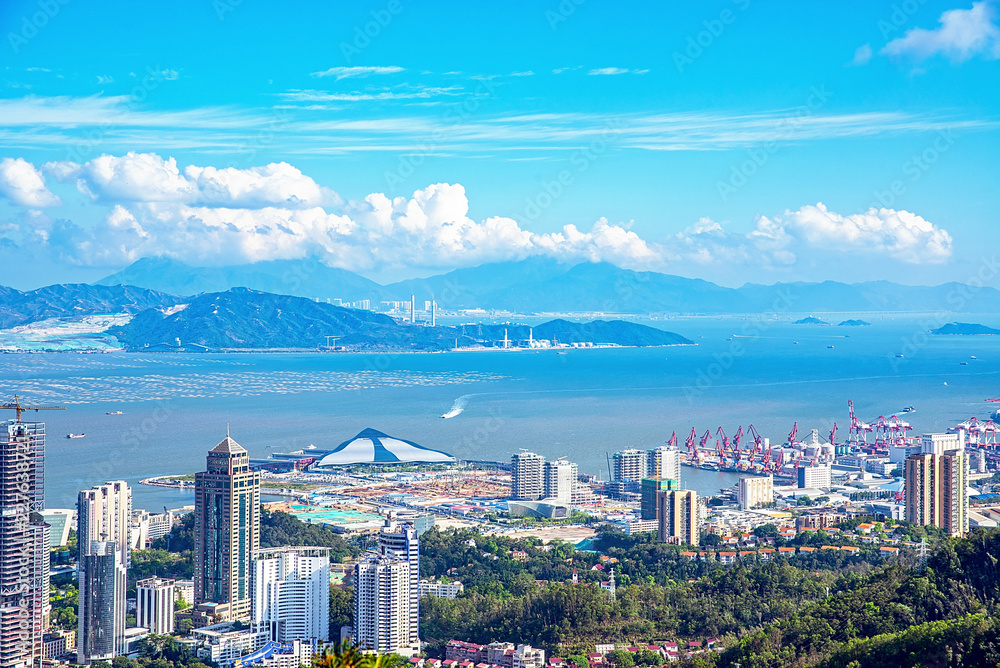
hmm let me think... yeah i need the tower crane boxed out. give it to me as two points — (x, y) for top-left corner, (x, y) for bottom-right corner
(0, 395), (65, 422)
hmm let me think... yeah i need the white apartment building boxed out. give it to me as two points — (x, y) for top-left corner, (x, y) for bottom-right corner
(798, 464), (833, 489)
(418, 580), (464, 599)
(252, 547), (330, 644)
(511, 451), (545, 500)
(646, 446), (681, 480)
(737, 475), (773, 509)
(543, 459), (577, 505)
(378, 520), (419, 645)
(353, 555), (417, 656)
(612, 449), (647, 482)
(137, 577), (175, 634)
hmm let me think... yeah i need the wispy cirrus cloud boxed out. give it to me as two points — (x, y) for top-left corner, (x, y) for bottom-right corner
(587, 67), (650, 75)
(0, 95), (995, 157)
(280, 85), (464, 103)
(310, 66), (405, 79)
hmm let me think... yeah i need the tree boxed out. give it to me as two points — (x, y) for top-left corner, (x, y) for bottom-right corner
(702, 533), (722, 546)
(607, 650), (635, 668)
(312, 643), (399, 668)
(753, 524), (779, 538)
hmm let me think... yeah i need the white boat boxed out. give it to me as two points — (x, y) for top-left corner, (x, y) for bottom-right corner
(66, 433), (85, 439)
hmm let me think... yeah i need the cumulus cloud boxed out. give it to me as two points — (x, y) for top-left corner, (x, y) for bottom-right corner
(3, 154), (957, 281)
(45, 152), (332, 208)
(882, 1), (1000, 62)
(0, 157), (61, 207)
(674, 203), (953, 268)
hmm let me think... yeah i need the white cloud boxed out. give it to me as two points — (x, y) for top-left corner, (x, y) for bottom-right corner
(882, 1), (1000, 62)
(310, 66), (405, 79)
(280, 85), (463, 103)
(44, 152), (332, 209)
(510, 71), (535, 77)
(2, 155), (957, 280)
(587, 67), (649, 75)
(0, 157), (61, 207)
(96, 75), (114, 84)
(850, 44), (873, 66)
(675, 203), (953, 268)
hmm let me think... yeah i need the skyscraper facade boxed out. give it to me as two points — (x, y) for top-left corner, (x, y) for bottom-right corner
(77, 481), (131, 663)
(510, 452), (545, 500)
(543, 459), (577, 504)
(657, 490), (699, 546)
(252, 548), (329, 644)
(377, 521), (419, 646)
(646, 446), (680, 481)
(906, 433), (968, 536)
(194, 435), (261, 621)
(611, 450), (647, 483)
(640, 477), (678, 521)
(0, 418), (49, 668)
(353, 556), (413, 656)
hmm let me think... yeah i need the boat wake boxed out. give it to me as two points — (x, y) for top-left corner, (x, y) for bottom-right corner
(441, 395), (471, 419)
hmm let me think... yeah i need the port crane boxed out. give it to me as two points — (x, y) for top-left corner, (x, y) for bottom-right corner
(0, 395), (65, 422)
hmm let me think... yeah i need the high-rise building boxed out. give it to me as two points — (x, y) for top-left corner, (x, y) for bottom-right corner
(906, 433), (968, 537)
(77, 481), (131, 664)
(640, 477), (678, 521)
(657, 490), (699, 546)
(510, 452), (545, 500)
(137, 578), (175, 635)
(646, 446), (680, 481)
(737, 476), (773, 510)
(543, 459), (577, 505)
(353, 556), (415, 656)
(377, 521), (419, 646)
(797, 465), (832, 489)
(194, 434), (261, 621)
(612, 450), (647, 483)
(1, 418), (49, 668)
(252, 548), (329, 644)
(77, 542), (118, 663)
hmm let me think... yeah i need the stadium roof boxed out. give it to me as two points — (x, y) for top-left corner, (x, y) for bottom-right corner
(315, 428), (455, 466)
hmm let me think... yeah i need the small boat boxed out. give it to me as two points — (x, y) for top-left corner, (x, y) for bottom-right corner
(971, 355), (978, 360)
(901, 406), (915, 413)
(305, 444), (317, 450)
(106, 411), (123, 415)
(66, 433), (85, 439)
(895, 354), (904, 358)
(960, 362), (969, 366)
(827, 345), (835, 349)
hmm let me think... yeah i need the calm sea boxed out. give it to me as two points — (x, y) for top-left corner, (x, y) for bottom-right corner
(4, 313), (1000, 510)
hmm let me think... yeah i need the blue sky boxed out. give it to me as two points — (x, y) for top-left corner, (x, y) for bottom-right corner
(0, 0), (997, 288)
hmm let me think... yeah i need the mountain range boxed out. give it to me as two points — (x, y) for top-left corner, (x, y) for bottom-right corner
(105, 288), (692, 351)
(95, 257), (1000, 314)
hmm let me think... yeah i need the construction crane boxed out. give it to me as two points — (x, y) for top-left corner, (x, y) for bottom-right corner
(0, 395), (65, 422)
(787, 422), (798, 446)
(828, 423), (837, 446)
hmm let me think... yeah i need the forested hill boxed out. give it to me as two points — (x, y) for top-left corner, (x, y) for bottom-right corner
(107, 288), (693, 351)
(418, 526), (1000, 667)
